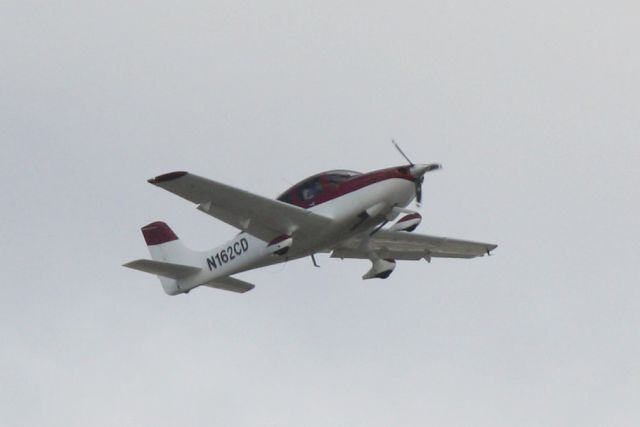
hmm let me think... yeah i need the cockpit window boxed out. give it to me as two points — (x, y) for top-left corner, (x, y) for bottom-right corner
(276, 170), (361, 206)
(298, 179), (323, 201)
(277, 192), (292, 205)
(327, 173), (351, 186)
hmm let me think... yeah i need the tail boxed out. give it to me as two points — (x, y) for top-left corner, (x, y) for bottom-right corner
(124, 222), (255, 295)
(123, 222), (201, 295)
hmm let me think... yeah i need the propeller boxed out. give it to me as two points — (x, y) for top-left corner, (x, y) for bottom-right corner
(415, 175), (424, 205)
(391, 139), (440, 207)
(391, 139), (414, 166)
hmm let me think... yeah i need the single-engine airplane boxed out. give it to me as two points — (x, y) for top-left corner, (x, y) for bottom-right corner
(124, 144), (497, 295)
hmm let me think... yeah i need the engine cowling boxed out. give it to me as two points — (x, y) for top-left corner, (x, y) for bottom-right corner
(362, 258), (396, 280)
(267, 235), (293, 256)
(389, 212), (422, 232)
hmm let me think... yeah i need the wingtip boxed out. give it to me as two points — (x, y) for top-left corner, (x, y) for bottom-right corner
(148, 171), (187, 185)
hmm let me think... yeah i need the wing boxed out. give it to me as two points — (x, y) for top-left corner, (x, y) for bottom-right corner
(331, 229), (497, 261)
(147, 171), (332, 242)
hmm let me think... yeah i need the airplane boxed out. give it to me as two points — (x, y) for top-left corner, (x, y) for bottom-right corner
(124, 144), (497, 295)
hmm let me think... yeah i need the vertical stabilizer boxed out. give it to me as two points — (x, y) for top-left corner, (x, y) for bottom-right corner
(140, 221), (199, 295)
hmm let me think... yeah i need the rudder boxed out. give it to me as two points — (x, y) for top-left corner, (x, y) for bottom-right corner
(137, 221), (200, 295)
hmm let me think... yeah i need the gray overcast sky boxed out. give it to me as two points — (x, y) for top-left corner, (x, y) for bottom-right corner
(1, 1), (639, 426)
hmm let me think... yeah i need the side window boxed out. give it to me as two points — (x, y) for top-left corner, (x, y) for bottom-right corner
(327, 174), (348, 187)
(299, 179), (323, 201)
(278, 192), (293, 205)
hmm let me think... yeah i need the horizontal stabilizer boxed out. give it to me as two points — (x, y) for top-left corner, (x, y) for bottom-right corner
(203, 276), (255, 293)
(123, 259), (201, 279)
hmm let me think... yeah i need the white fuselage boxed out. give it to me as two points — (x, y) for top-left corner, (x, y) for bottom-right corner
(175, 178), (416, 292)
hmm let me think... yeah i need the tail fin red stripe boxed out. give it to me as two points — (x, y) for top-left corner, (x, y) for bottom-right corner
(141, 221), (178, 246)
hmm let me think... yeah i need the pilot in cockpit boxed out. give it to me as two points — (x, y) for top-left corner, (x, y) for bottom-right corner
(301, 180), (323, 200)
